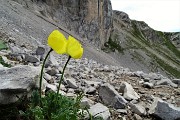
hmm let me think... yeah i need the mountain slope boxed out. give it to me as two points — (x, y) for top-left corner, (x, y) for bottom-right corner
(103, 11), (180, 78)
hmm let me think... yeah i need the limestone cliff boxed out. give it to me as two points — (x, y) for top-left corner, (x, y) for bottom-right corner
(13, 0), (113, 47)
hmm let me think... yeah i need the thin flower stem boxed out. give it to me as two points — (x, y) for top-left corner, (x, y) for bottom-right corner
(39, 48), (53, 98)
(57, 56), (71, 95)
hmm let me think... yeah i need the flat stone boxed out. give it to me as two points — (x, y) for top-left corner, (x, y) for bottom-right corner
(43, 73), (52, 81)
(129, 103), (146, 115)
(46, 83), (57, 92)
(89, 103), (111, 120)
(99, 83), (127, 109)
(85, 86), (96, 94)
(149, 98), (180, 120)
(24, 54), (40, 63)
(0, 65), (40, 104)
(116, 109), (127, 114)
(66, 78), (78, 89)
(156, 78), (178, 88)
(121, 82), (140, 100)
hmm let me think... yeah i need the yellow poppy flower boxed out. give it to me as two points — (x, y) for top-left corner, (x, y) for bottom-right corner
(48, 30), (67, 54)
(66, 36), (83, 59)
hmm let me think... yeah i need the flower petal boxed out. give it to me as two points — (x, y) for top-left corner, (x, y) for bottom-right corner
(67, 36), (83, 59)
(48, 30), (67, 54)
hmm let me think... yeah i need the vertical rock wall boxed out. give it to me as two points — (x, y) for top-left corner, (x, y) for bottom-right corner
(13, 0), (113, 48)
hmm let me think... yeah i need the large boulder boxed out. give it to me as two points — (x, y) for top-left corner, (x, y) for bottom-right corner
(149, 98), (180, 120)
(98, 83), (127, 109)
(0, 65), (40, 104)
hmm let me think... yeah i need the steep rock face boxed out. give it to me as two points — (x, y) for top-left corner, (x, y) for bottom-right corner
(13, 0), (113, 47)
(105, 10), (180, 78)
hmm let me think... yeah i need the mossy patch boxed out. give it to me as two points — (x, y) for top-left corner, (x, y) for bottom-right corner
(0, 39), (8, 51)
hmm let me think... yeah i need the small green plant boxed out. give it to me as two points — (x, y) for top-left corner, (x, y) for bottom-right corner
(0, 39), (8, 50)
(20, 91), (85, 120)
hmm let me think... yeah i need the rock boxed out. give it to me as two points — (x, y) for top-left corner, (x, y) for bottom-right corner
(149, 98), (180, 120)
(46, 67), (59, 76)
(147, 72), (161, 80)
(36, 46), (46, 55)
(134, 114), (142, 120)
(66, 78), (78, 89)
(99, 83), (127, 109)
(46, 83), (57, 92)
(156, 78), (178, 87)
(129, 103), (146, 115)
(43, 73), (52, 81)
(80, 97), (94, 109)
(143, 82), (154, 88)
(9, 44), (24, 53)
(46, 54), (59, 67)
(58, 90), (66, 96)
(84, 80), (101, 88)
(24, 54), (40, 63)
(116, 109), (127, 114)
(135, 71), (144, 77)
(172, 79), (180, 85)
(0, 65), (40, 104)
(89, 103), (111, 120)
(85, 86), (96, 94)
(121, 82), (140, 100)
(66, 92), (76, 98)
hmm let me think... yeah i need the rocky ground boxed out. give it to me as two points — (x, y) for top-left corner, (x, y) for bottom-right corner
(0, 43), (180, 120)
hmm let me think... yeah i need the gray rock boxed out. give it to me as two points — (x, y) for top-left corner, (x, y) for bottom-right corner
(149, 98), (180, 120)
(116, 109), (127, 114)
(46, 67), (59, 76)
(46, 83), (57, 92)
(129, 103), (146, 115)
(143, 82), (154, 88)
(135, 71), (144, 77)
(66, 78), (78, 89)
(85, 86), (96, 94)
(46, 54), (59, 67)
(9, 44), (24, 54)
(24, 54), (40, 63)
(36, 46), (46, 55)
(0, 65), (40, 104)
(172, 79), (180, 85)
(99, 83), (127, 109)
(80, 97), (94, 109)
(84, 80), (101, 88)
(43, 73), (52, 81)
(121, 82), (140, 100)
(156, 78), (178, 87)
(148, 72), (161, 80)
(89, 103), (111, 120)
